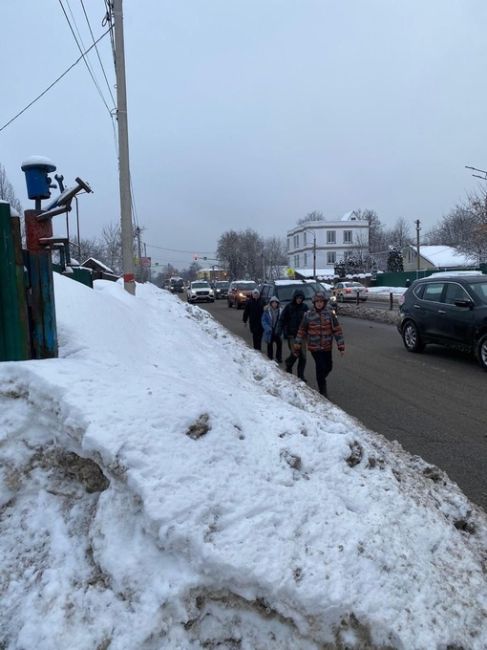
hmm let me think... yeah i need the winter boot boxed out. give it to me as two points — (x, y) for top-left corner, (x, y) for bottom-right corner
(297, 358), (306, 381)
(318, 380), (328, 398)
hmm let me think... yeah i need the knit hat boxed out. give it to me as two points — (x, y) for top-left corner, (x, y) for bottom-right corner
(269, 295), (280, 304)
(312, 291), (328, 304)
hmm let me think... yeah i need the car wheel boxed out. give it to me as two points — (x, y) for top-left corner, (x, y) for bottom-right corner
(402, 320), (424, 353)
(475, 333), (487, 371)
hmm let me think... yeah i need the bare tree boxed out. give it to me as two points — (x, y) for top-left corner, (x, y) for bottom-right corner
(0, 163), (22, 215)
(263, 236), (287, 280)
(73, 237), (106, 265)
(387, 217), (412, 249)
(217, 230), (245, 279)
(297, 210), (324, 225)
(423, 192), (487, 263)
(101, 223), (122, 274)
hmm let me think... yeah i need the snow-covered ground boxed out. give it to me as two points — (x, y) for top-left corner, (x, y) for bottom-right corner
(1, 276), (486, 649)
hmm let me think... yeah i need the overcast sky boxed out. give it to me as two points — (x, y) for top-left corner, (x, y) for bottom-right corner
(2, 1), (487, 268)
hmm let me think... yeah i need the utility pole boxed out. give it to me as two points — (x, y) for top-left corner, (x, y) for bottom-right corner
(415, 219), (421, 275)
(113, 0), (135, 295)
(313, 232), (317, 281)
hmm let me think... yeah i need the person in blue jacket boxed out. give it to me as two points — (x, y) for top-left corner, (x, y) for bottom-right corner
(261, 296), (283, 363)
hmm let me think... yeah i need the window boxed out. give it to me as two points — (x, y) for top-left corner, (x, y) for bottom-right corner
(444, 283), (469, 305)
(303, 232), (307, 245)
(294, 254), (300, 268)
(327, 251), (336, 264)
(343, 230), (352, 244)
(422, 283), (444, 302)
(327, 231), (336, 244)
(293, 234), (300, 248)
(287, 238), (290, 251)
(304, 253), (308, 266)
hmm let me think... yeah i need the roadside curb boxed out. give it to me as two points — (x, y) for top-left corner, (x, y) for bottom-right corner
(337, 303), (400, 326)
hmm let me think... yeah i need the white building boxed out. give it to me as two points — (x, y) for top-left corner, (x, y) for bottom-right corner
(287, 211), (370, 274)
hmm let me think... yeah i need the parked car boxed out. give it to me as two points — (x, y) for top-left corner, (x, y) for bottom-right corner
(334, 281), (368, 302)
(213, 280), (230, 300)
(227, 281), (257, 309)
(397, 274), (487, 370)
(187, 280), (214, 304)
(259, 279), (324, 308)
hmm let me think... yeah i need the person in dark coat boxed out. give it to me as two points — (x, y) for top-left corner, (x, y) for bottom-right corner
(278, 289), (308, 380)
(261, 296), (283, 363)
(294, 291), (345, 398)
(243, 289), (264, 350)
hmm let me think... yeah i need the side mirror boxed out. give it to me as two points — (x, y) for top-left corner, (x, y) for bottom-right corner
(454, 299), (474, 309)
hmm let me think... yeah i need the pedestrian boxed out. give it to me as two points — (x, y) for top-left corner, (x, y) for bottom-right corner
(261, 296), (283, 363)
(243, 289), (264, 351)
(294, 291), (345, 397)
(278, 289), (308, 380)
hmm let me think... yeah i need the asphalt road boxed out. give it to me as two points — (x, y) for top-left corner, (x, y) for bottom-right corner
(201, 298), (487, 511)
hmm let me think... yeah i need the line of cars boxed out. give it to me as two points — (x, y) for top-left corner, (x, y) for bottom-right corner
(186, 279), (230, 304)
(185, 271), (487, 372)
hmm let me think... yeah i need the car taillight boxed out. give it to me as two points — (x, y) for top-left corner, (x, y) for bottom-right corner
(345, 288), (352, 293)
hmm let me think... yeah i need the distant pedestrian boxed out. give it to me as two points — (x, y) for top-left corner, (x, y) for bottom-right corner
(294, 291), (344, 397)
(278, 289), (308, 380)
(261, 296), (283, 363)
(243, 289), (264, 350)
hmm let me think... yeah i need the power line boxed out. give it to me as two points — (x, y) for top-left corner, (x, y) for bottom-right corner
(145, 243), (217, 255)
(0, 30), (111, 134)
(79, 0), (116, 107)
(58, 0), (113, 116)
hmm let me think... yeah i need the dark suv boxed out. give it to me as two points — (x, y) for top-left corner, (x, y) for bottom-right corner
(259, 279), (324, 307)
(398, 274), (487, 370)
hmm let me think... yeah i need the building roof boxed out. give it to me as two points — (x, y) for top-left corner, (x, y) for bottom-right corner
(409, 245), (476, 268)
(81, 257), (115, 273)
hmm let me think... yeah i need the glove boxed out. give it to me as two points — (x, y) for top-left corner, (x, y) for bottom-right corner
(293, 343), (301, 357)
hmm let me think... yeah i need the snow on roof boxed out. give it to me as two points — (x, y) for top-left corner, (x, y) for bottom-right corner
(82, 257), (114, 273)
(410, 245), (476, 268)
(340, 210), (365, 221)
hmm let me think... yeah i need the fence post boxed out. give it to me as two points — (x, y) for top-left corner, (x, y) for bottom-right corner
(0, 202), (31, 360)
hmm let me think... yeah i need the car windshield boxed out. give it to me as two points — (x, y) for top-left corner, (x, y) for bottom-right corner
(276, 282), (322, 302)
(468, 281), (487, 303)
(192, 282), (209, 288)
(236, 282), (256, 290)
(215, 282), (229, 288)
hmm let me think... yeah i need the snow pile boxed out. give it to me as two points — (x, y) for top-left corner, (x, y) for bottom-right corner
(1, 276), (487, 649)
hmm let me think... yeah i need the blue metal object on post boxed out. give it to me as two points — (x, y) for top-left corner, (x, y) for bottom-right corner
(21, 156), (56, 202)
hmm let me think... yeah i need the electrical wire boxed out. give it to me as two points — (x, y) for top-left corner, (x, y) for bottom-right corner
(58, 0), (114, 117)
(0, 30), (110, 134)
(146, 243), (217, 255)
(79, 0), (116, 107)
